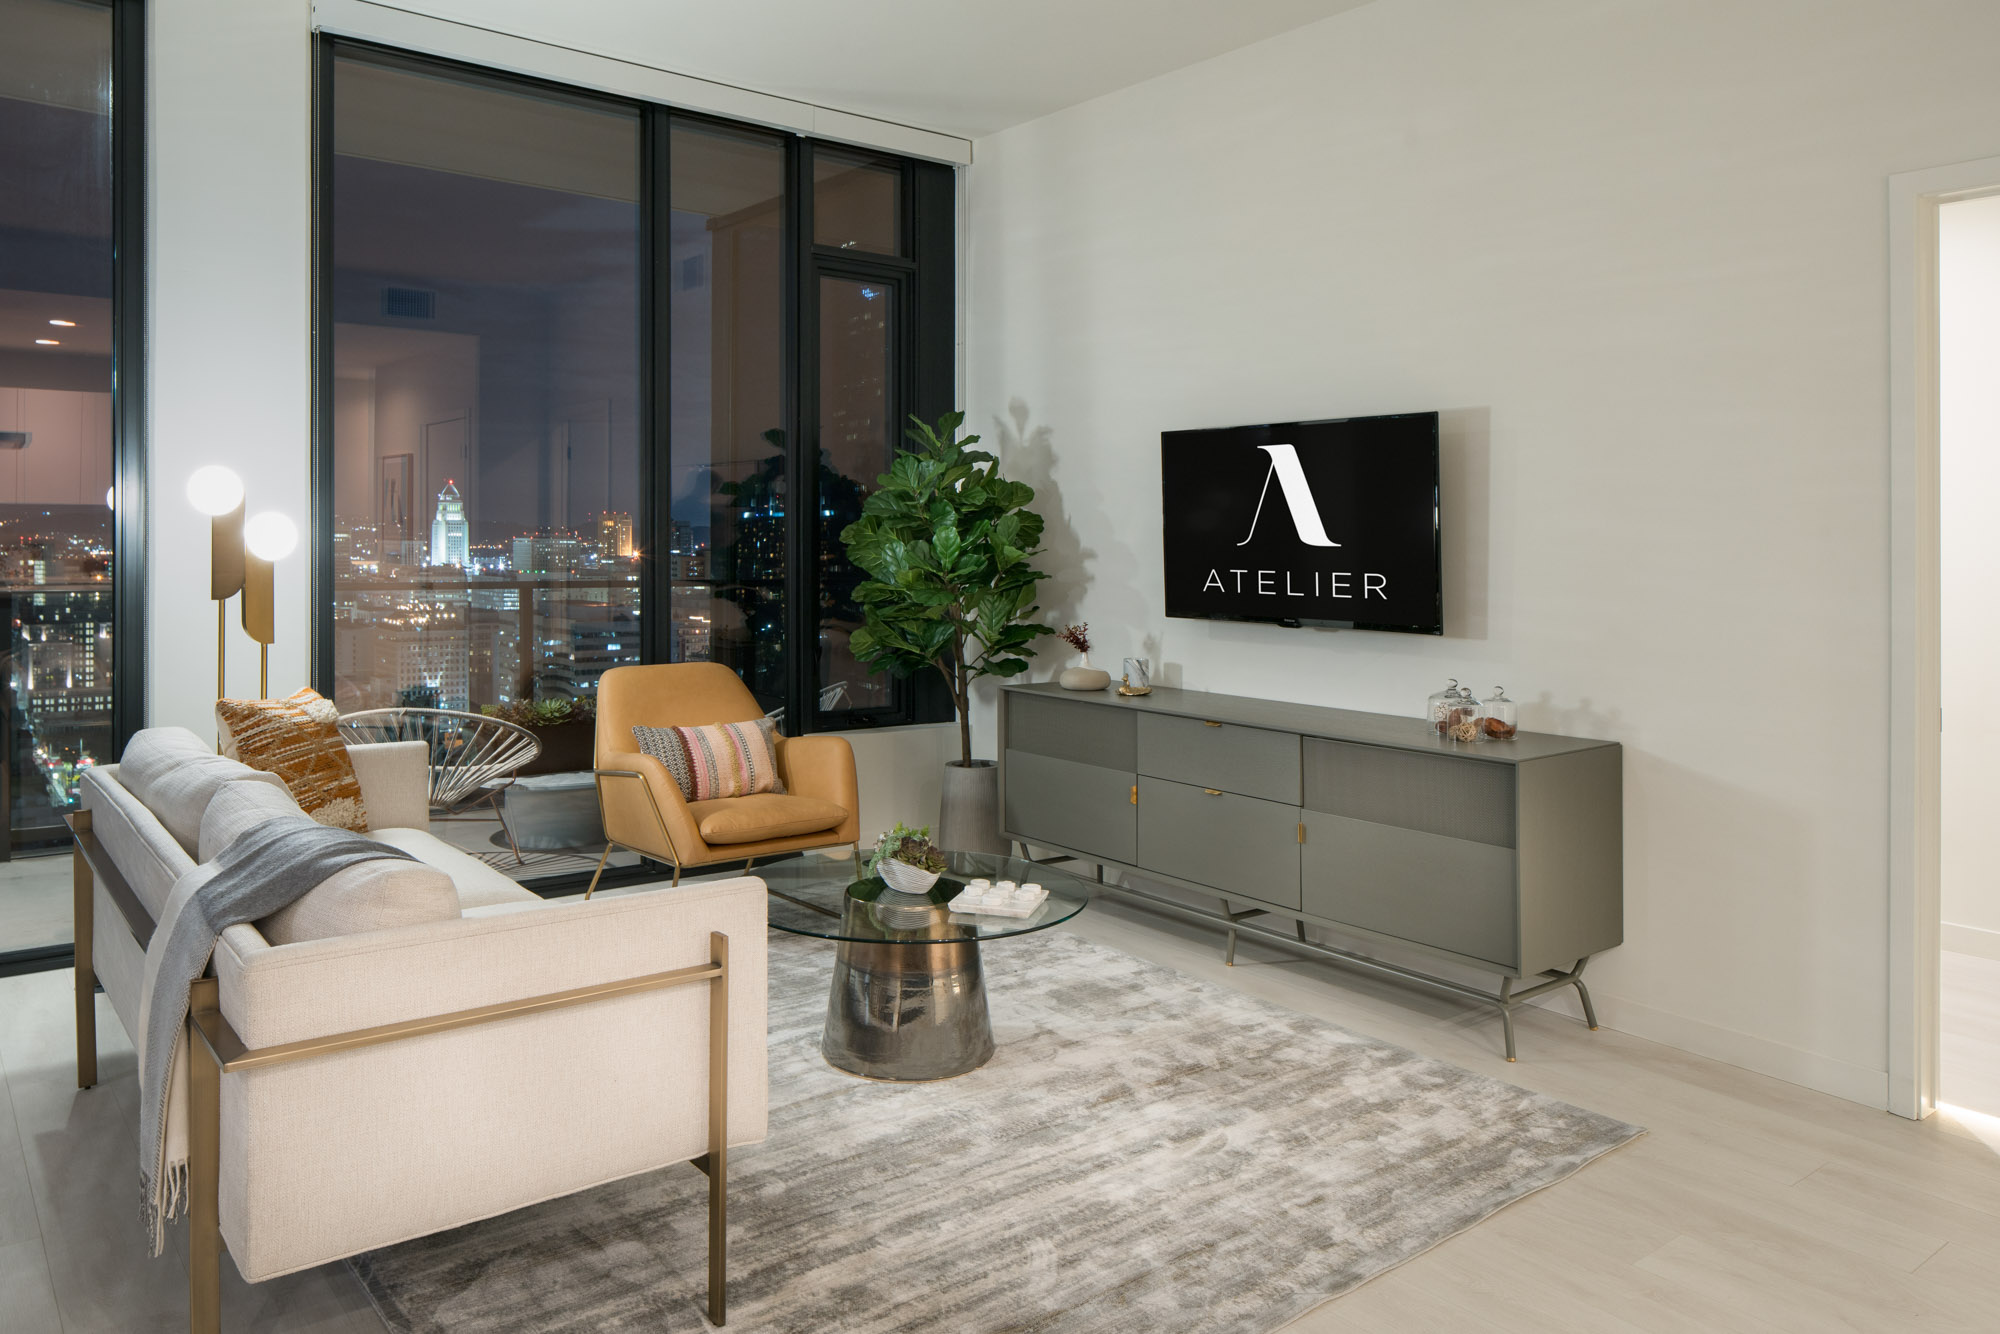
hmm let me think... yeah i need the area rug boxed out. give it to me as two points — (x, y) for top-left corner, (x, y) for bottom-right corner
(353, 931), (1642, 1332)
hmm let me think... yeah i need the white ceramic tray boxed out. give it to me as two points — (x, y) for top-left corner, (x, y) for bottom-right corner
(946, 879), (1049, 919)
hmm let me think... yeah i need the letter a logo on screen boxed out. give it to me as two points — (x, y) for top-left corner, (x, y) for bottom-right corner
(1236, 444), (1340, 547)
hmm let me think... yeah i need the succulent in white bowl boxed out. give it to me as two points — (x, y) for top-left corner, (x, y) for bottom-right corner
(868, 823), (949, 895)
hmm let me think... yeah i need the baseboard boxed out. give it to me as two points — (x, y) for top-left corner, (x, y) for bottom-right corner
(1528, 988), (1891, 1111)
(1943, 921), (2000, 962)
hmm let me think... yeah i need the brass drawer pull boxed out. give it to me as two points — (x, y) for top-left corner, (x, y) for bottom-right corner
(1202, 720), (1222, 727)
(1203, 788), (1222, 796)
(1130, 785), (1138, 805)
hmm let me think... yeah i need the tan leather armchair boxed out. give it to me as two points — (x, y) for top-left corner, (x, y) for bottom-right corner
(589, 663), (860, 895)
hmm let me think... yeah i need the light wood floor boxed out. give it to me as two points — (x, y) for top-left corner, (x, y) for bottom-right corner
(3, 890), (1999, 1332)
(1943, 949), (2000, 1119)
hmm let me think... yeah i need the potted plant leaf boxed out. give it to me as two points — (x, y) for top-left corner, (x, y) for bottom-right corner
(842, 411), (1053, 853)
(481, 697), (597, 775)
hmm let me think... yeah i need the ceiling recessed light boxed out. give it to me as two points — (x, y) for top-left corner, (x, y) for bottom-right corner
(34, 338), (59, 346)
(47, 319), (75, 328)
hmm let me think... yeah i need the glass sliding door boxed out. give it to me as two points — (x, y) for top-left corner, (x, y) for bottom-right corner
(806, 145), (915, 729)
(666, 119), (788, 713)
(0, 0), (118, 957)
(326, 52), (643, 720)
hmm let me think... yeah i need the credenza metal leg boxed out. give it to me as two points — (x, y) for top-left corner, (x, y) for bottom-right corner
(1570, 958), (1600, 1030)
(1498, 976), (1518, 1062)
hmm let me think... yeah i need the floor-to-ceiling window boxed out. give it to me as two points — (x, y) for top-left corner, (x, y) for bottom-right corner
(324, 51), (644, 716)
(668, 120), (789, 712)
(317, 44), (956, 864)
(0, 0), (140, 968)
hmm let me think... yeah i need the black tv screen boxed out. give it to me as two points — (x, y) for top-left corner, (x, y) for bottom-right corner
(1161, 412), (1441, 634)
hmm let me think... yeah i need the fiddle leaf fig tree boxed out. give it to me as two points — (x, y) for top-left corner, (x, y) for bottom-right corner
(842, 411), (1054, 766)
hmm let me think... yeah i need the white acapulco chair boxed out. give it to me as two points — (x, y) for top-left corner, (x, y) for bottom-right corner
(335, 707), (542, 818)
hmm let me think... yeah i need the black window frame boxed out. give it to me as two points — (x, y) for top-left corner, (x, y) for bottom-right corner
(311, 37), (956, 735)
(0, 0), (148, 979)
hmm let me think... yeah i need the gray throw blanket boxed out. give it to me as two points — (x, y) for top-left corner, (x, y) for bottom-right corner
(137, 815), (419, 1255)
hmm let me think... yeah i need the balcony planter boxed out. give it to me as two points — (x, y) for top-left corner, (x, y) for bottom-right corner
(518, 720), (595, 776)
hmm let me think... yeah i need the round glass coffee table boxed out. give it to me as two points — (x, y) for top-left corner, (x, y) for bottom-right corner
(763, 851), (1092, 1081)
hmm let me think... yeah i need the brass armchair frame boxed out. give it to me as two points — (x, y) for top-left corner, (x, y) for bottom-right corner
(69, 808), (735, 1333)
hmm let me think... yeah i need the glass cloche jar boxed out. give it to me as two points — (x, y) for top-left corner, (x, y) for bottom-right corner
(1427, 679), (1462, 737)
(1478, 686), (1518, 741)
(1447, 686), (1482, 743)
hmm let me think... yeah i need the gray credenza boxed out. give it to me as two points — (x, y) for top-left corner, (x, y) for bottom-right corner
(997, 682), (1623, 1058)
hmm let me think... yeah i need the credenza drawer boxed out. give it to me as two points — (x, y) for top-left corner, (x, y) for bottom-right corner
(1301, 812), (1518, 969)
(1137, 777), (1300, 909)
(1002, 750), (1136, 864)
(1303, 738), (1515, 848)
(1004, 693), (1137, 770)
(1137, 714), (1300, 804)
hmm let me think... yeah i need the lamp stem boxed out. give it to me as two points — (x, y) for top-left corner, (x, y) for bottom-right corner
(215, 599), (226, 752)
(259, 645), (268, 701)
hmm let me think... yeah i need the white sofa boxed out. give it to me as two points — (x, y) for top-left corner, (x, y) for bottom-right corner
(73, 726), (766, 1332)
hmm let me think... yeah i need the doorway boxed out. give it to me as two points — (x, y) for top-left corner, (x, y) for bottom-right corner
(1888, 154), (2000, 1120)
(1939, 193), (2000, 1118)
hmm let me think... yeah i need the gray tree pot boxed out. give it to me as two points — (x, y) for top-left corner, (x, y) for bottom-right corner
(938, 760), (1008, 856)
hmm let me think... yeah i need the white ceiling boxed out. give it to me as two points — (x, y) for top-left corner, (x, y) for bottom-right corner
(395, 0), (1377, 138)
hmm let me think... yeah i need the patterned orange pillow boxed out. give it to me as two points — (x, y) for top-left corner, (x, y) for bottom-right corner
(215, 687), (368, 831)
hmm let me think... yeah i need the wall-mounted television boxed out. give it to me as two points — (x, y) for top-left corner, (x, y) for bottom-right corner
(1161, 411), (1441, 634)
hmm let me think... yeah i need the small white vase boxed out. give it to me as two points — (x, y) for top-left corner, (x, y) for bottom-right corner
(1058, 652), (1112, 691)
(878, 859), (942, 895)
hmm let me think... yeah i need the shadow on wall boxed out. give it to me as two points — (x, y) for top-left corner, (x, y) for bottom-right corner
(991, 398), (1100, 674)
(1438, 407), (1490, 642)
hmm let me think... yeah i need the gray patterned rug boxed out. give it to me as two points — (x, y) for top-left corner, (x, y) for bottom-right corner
(353, 930), (1641, 1332)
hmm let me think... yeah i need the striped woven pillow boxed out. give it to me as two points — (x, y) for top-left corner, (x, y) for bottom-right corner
(632, 719), (786, 802)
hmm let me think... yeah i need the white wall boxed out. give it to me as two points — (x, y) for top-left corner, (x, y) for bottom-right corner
(150, 0), (314, 722)
(1940, 193), (2000, 963)
(965, 0), (2000, 1108)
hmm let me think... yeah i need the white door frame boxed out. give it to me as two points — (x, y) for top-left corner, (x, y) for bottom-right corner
(1887, 155), (2000, 1120)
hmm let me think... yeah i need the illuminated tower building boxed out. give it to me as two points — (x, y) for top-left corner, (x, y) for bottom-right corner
(596, 511), (634, 561)
(429, 480), (468, 568)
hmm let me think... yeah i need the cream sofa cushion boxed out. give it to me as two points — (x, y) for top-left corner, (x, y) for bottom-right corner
(254, 857), (461, 946)
(200, 778), (461, 945)
(119, 726), (287, 857)
(365, 826), (541, 910)
(199, 778), (307, 863)
(80, 765), (195, 920)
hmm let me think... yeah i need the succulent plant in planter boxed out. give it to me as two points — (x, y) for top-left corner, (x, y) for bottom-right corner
(481, 697), (598, 776)
(868, 822), (950, 895)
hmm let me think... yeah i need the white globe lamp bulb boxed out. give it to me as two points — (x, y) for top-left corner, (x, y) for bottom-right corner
(186, 465), (244, 516)
(244, 512), (298, 562)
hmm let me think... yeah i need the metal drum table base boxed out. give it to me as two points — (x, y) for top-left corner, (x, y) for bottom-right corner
(821, 936), (995, 1081)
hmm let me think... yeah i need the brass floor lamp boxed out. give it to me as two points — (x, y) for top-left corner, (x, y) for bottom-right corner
(242, 513), (298, 700)
(186, 467), (244, 739)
